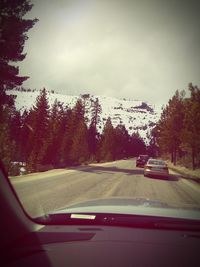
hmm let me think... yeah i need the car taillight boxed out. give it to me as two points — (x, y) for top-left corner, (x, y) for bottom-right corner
(145, 165), (151, 169)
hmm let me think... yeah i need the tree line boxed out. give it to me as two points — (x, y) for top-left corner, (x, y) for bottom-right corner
(150, 83), (200, 170)
(1, 88), (146, 175)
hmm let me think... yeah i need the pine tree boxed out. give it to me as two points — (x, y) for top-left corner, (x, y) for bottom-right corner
(0, 0), (38, 107)
(20, 108), (35, 162)
(156, 90), (185, 164)
(113, 124), (129, 159)
(43, 100), (64, 166)
(88, 98), (102, 159)
(88, 124), (99, 159)
(0, 1), (37, 173)
(9, 109), (22, 161)
(100, 117), (115, 161)
(90, 98), (102, 128)
(70, 119), (89, 164)
(0, 106), (16, 174)
(59, 107), (74, 166)
(69, 99), (89, 164)
(181, 84), (200, 169)
(129, 132), (146, 157)
(26, 88), (50, 171)
(147, 126), (159, 157)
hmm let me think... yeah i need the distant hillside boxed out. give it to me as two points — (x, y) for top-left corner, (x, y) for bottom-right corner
(6, 89), (163, 143)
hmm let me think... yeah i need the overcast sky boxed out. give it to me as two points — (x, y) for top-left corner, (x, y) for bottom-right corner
(19, 0), (200, 104)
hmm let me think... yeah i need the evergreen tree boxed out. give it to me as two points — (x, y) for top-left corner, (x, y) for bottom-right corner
(0, 106), (16, 173)
(20, 108), (35, 162)
(156, 90), (185, 164)
(88, 98), (102, 159)
(0, 0), (37, 173)
(88, 124), (99, 159)
(113, 124), (129, 159)
(181, 84), (200, 169)
(90, 98), (102, 128)
(70, 119), (89, 164)
(0, 0), (38, 107)
(59, 107), (74, 166)
(147, 126), (159, 157)
(72, 99), (85, 123)
(26, 88), (50, 171)
(43, 100), (64, 166)
(100, 117), (115, 161)
(9, 109), (22, 161)
(69, 99), (89, 164)
(129, 132), (146, 156)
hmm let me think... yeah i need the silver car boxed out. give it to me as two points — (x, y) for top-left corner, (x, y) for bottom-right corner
(144, 159), (169, 178)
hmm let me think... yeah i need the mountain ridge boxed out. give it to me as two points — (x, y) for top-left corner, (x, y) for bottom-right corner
(7, 89), (162, 143)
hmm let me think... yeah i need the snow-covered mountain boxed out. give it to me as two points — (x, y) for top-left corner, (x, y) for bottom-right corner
(7, 89), (163, 143)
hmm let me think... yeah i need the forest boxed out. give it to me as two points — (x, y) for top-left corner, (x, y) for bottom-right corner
(149, 83), (200, 170)
(1, 88), (146, 175)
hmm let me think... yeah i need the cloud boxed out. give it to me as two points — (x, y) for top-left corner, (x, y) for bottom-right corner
(19, 0), (200, 104)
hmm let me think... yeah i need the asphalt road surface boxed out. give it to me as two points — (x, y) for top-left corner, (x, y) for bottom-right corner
(10, 159), (200, 218)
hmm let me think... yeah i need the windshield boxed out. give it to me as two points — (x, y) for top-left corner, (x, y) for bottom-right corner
(1, 0), (200, 224)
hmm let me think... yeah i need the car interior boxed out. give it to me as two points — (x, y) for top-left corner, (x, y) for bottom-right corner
(1, 161), (200, 267)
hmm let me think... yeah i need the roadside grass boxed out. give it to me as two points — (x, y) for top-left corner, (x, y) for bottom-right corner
(167, 161), (200, 180)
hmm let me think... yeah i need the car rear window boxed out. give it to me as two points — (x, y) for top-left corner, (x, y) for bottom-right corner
(148, 160), (165, 165)
(140, 155), (148, 159)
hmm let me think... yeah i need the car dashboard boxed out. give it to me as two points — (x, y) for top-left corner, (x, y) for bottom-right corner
(1, 222), (200, 267)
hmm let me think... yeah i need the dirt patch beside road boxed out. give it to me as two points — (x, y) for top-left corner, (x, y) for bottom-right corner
(167, 161), (200, 182)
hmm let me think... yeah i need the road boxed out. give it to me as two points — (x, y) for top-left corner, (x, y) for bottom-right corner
(10, 159), (200, 218)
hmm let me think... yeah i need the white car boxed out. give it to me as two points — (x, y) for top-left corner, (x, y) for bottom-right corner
(144, 159), (169, 178)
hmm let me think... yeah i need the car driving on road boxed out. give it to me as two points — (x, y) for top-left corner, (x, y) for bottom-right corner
(136, 155), (149, 167)
(144, 158), (169, 178)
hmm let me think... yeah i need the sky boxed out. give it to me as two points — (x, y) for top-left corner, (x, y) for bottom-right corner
(19, 0), (200, 104)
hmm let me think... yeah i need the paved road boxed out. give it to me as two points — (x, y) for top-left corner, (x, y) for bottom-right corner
(10, 159), (200, 218)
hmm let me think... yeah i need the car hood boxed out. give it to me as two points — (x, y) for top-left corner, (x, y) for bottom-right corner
(52, 197), (200, 221)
